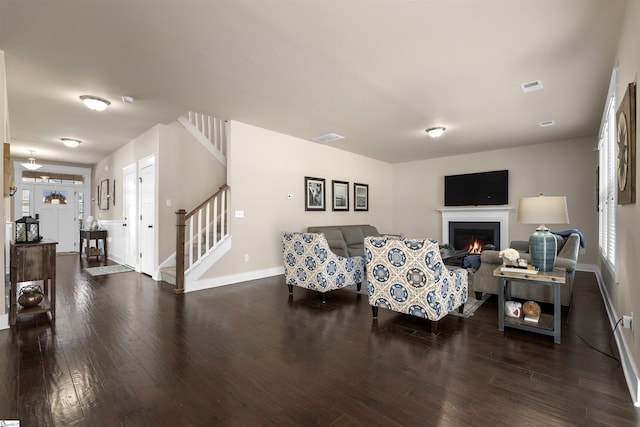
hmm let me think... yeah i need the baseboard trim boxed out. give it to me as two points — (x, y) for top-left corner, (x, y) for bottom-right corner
(594, 268), (640, 407)
(184, 266), (284, 293)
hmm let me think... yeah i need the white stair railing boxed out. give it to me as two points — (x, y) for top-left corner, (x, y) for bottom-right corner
(175, 185), (230, 292)
(186, 111), (228, 159)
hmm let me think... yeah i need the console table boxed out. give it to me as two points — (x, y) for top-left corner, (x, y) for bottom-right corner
(494, 266), (565, 344)
(9, 240), (58, 326)
(79, 229), (108, 261)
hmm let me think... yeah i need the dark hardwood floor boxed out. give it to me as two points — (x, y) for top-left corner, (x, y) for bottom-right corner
(1, 254), (639, 426)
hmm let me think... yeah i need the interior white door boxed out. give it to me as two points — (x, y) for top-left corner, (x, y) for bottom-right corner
(122, 164), (138, 269)
(139, 158), (156, 276)
(34, 186), (77, 251)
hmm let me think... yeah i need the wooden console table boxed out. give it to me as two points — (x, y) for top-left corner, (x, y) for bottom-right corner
(79, 229), (108, 261)
(9, 240), (58, 326)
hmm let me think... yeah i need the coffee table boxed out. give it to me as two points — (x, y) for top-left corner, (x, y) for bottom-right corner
(440, 249), (469, 265)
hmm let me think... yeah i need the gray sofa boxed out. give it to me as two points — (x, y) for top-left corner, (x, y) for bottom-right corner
(473, 233), (581, 307)
(306, 224), (381, 257)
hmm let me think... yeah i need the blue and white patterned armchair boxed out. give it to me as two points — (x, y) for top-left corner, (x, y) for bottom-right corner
(365, 236), (468, 333)
(282, 232), (365, 301)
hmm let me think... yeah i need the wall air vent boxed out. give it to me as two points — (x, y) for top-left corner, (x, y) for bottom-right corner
(520, 80), (543, 93)
(539, 120), (555, 127)
(311, 133), (345, 143)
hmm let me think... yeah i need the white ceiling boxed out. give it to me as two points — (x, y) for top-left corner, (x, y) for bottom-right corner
(0, 0), (629, 166)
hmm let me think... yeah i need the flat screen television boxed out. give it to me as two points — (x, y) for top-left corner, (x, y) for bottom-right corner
(444, 170), (508, 206)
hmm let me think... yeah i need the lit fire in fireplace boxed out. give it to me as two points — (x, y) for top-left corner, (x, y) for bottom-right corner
(467, 240), (483, 254)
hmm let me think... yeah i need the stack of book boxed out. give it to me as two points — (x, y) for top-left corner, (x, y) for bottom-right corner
(500, 265), (539, 274)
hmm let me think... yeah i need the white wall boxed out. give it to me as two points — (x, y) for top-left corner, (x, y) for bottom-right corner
(602, 0), (640, 406)
(1, 50), (7, 325)
(392, 136), (599, 264)
(201, 121), (394, 279)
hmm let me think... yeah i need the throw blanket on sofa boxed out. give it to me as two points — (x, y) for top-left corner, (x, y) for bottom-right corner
(553, 229), (586, 248)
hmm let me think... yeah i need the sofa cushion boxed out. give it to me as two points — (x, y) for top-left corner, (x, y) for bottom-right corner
(360, 225), (380, 237)
(341, 226), (365, 246)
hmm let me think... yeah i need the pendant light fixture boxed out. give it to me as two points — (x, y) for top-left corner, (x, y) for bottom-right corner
(21, 150), (42, 171)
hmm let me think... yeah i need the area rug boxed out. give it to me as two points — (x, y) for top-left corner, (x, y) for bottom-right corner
(449, 293), (490, 318)
(85, 265), (133, 276)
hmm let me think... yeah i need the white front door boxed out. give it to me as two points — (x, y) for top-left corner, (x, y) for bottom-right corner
(34, 186), (77, 251)
(139, 157), (156, 276)
(122, 164), (138, 269)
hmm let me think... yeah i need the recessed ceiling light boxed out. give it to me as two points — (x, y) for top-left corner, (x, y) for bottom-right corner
(539, 120), (555, 127)
(80, 95), (111, 111)
(121, 95), (135, 103)
(426, 127), (446, 138)
(60, 138), (82, 147)
(312, 133), (345, 143)
(521, 80), (543, 93)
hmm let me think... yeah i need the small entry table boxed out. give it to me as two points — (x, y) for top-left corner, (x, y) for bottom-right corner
(494, 266), (565, 344)
(80, 229), (108, 261)
(9, 239), (58, 326)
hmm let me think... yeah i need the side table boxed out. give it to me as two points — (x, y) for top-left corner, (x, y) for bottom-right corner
(9, 239), (58, 326)
(79, 229), (108, 261)
(493, 266), (565, 344)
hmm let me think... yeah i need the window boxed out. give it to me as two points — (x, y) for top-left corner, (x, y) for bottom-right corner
(598, 69), (617, 270)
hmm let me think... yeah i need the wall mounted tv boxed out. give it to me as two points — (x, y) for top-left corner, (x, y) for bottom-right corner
(444, 169), (509, 206)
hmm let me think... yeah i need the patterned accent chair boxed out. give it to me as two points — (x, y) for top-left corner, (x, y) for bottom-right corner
(282, 232), (365, 301)
(365, 236), (468, 333)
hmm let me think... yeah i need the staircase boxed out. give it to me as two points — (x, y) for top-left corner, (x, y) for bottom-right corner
(160, 112), (231, 293)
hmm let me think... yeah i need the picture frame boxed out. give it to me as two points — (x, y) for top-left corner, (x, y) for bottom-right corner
(354, 183), (368, 211)
(617, 82), (636, 205)
(99, 179), (110, 210)
(305, 176), (326, 211)
(112, 179), (116, 206)
(332, 180), (349, 211)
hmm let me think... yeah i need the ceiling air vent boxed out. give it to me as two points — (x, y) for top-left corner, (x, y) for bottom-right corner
(521, 80), (543, 93)
(539, 120), (555, 127)
(311, 133), (345, 143)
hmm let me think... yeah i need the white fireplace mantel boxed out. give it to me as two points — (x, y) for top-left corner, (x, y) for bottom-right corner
(438, 206), (514, 250)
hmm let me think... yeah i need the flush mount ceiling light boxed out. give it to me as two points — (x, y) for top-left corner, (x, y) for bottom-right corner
(60, 138), (82, 147)
(21, 150), (42, 171)
(311, 133), (345, 143)
(426, 127), (446, 138)
(80, 95), (111, 111)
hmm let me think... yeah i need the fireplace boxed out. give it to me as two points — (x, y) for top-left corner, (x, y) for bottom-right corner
(438, 206), (513, 251)
(449, 221), (500, 252)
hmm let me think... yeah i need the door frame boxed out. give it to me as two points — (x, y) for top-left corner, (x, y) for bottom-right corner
(122, 163), (138, 270)
(138, 155), (156, 278)
(12, 161), (91, 251)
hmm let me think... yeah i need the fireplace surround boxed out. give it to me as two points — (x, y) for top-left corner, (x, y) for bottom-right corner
(438, 206), (513, 251)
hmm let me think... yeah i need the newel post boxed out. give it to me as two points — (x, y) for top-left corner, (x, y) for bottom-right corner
(175, 209), (186, 294)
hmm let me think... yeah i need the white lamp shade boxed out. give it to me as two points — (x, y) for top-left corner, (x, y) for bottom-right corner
(518, 195), (569, 226)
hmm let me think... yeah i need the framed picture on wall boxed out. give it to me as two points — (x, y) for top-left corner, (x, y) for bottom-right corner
(305, 176), (326, 211)
(99, 179), (110, 210)
(354, 183), (368, 211)
(332, 180), (349, 211)
(617, 82), (636, 205)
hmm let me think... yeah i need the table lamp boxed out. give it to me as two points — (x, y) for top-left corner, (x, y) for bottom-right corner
(517, 195), (569, 271)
